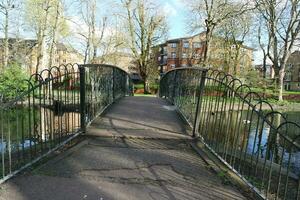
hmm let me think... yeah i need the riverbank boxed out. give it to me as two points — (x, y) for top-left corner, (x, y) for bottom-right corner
(269, 101), (300, 112)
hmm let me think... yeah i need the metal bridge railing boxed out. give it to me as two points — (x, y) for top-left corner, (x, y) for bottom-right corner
(160, 67), (300, 200)
(0, 63), (132, 183)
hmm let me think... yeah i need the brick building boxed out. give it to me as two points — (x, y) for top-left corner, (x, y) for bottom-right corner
(93, 52), (141, 82)
(0, 38), (38, 71)
(154, 32), (254, 75)
(0, 38), (83, 74)
(52, 43), (84, 67)
(284, 51), (300, 91)
(254, 64), (275, 79)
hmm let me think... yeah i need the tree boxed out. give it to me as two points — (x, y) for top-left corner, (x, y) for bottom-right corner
(186, 0), (253, 66)
(24, 0), (68, 73)
(215, 12), (253, 76)
(0, 62), (29, 101)
(48, 0), (69, 67)
(0, 0), (16, 69)
(122, 0), (167, 93)
(77, 0), (100, 64)
(255, 0), (300, 101)
(25, 0), (52, 74)
(257, 18), (270, 79)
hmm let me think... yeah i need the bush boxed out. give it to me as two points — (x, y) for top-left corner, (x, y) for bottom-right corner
(134, 83), (159, 94)
(0, 63), (30, 102)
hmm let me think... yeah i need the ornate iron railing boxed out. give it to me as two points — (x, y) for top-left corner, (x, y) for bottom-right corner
(0, 63), (132, 183)
(160, 68), (300, 200)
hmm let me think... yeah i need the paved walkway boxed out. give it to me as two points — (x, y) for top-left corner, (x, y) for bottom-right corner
(0, 97), (247, 200)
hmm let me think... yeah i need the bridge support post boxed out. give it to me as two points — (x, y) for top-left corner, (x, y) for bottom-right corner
(79, 65), (86, 133)
(171, 70), (178, 104)
(112, 68), (115, 101)
(192, 70), (207, 138)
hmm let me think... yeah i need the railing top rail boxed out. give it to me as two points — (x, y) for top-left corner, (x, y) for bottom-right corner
(79, 64), (131, 76)
(160, 67), (300, 145)
(160, 67), (300, 199)
(0, 63), (80, 110)
(0, 63), (133, 110)
(160, 67), (208, 80)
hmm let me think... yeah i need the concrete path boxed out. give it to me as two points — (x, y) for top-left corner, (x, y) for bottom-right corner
(0, 97), (247, 200)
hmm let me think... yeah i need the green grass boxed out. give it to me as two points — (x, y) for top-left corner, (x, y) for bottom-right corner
(283, 90), (300, 95)
(134, 94), (156, 97)
(133, 83), (159, 90)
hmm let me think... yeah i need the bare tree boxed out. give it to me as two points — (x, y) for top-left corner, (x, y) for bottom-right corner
(186, 0), (254, 66)
(0, 0), (16, 68)
(77, 0), (97, 64)
(122, 0), (167, 93)
(48, 1), (61, 67)
(257, 18), (269, 79)
(25, 0), (54, 74)
(215, 13), (252, 75)
(256, 0), (300, 101)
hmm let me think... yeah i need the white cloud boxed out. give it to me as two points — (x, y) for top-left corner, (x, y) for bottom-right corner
(172, 0), (185, 8)
(162, 2), (177, 16)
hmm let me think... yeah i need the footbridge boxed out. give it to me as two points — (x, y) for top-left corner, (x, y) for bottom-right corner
(0, 64), (299, 200)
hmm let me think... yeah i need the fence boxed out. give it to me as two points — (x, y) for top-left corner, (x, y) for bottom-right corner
(0, 63), (132, 183)
(160, 67), (300, 200)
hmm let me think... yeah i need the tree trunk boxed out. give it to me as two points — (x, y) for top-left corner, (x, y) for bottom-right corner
(3, 9), (9, 68)
(262, 55), (267, 78)
(84, 35), (90, 64)
(277, 69), (284, 101)
(143, 81), (147, 94)
(142, 76), (149, 94)
(35, 2), (51, 74)
(91, 0), (97, 62)
(48, 2), (60, 68)
(203, 28), (211, 66)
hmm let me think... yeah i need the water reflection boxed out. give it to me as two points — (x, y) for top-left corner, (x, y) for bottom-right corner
(201, 110), (300, 175)
(0, 106), (80, 154)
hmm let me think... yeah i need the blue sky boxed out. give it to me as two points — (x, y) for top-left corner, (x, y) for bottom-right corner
(10, 0), (263, 64)
(161, 0), (191, 39)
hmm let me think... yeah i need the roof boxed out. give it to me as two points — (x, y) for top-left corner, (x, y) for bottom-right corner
(0, 38), (38, 48)
(161, 32), (206, 45)
(56, 43), (68, 51)
(56, 43), (80, 54)
(156, 32), (254, 51)
(291, 50), (300, 56)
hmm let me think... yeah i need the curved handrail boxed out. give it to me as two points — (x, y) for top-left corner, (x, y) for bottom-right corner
(0, 62), (133, 184)
(80, 64), (132, 77)
(160, 67), (300, 199)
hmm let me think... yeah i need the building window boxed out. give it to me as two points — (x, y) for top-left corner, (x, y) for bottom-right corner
(163, 55), (167, 63)
(170, 64), (176, 68)
(182, 53), (187, 58)
(193, 42), (201, 48)
(193, 53), (201, 59)
(285, 71), (292, 81)
(163, 47), (167, 54)
(170, 43), (177, 48)
(183, 42), (189, 48)
(285, 83), (291, 91)
(171, 52), (176, 58)
(231, 44), (237, 49)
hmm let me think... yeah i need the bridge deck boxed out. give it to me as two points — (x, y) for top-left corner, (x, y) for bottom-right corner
(0, 97), (247, 200)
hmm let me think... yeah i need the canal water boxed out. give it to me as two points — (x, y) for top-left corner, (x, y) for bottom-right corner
(201, 110), (300, 176)
(0, 107), (80, 155)
(1, 106), (300, 176)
